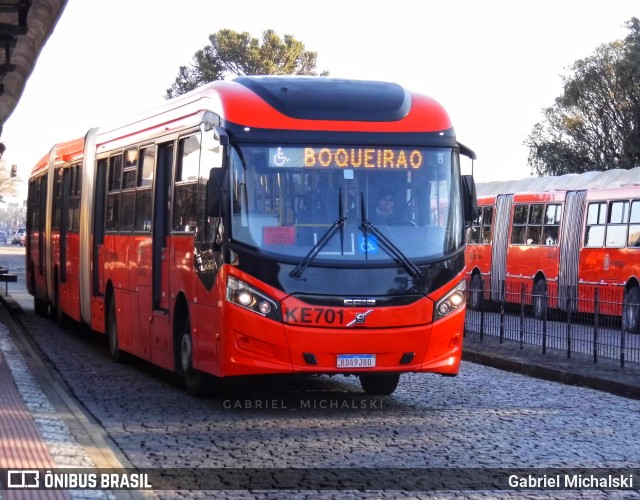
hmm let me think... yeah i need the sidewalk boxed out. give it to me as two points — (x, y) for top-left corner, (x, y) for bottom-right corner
(0, 291), (127, 498)
(463, 331), (640, 400)
(0, 296), (74, 498)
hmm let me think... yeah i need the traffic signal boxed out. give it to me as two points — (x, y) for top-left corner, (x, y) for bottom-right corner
(10, 164), (16, 177)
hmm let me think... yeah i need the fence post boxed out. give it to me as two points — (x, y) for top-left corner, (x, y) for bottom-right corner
(593, 287), (599, 364)
(499, 280), (505, 344)
(479, 277), (485, 341)
(519, 283), (525, 350)
(566, 286), (573, 359)
(542, 283), (548, 355)
(620, 288), (626, 369)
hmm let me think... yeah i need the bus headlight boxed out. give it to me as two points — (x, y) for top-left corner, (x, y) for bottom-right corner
(227, 276), (281, 321)
(434, 280), (466, 321)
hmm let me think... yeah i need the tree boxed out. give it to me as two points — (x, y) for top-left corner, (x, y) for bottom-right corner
(526, 17), (640, 176)
(165, 29), (328, 99)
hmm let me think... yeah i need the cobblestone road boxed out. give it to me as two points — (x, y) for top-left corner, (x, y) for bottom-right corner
(14, 307), (640, 499)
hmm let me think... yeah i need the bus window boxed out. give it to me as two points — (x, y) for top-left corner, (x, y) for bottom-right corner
(468, 208), (482, 244)
(606, 200), (629, 247)
(511, 204), (528, 245)
(585, 202), (607, 247)
(120, 191), (135, 232)
(527, 204), (544, 245)
(468, 205), (493, 244)
(173, 134), (201, 232)
(543, 204), (561, 246)
(52, 169), (63, 230)
(106, 155), (123, 232)
(482, 206), (493, 244)
(69, 165), (82, 231)
(123, 148), (138, 189)
(135, 147), (154, 232)
(629, 200), (640, 247)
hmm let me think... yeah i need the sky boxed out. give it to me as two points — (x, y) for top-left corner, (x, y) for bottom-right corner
(2, 0), (639, 197)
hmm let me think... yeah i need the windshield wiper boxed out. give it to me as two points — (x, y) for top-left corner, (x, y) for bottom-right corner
(290, 190), (346, 279)
(359, 193), (423, 280)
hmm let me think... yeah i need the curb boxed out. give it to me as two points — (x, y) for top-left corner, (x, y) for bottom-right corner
(462, 339), (640, 401)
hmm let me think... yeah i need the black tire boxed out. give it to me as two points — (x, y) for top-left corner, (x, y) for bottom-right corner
(107, 297), (128, 363)
(359, 373), (401, 395)
(468, 274), (484, 311)
(34, 296), (49, 316)
(54, 284), (70, 329)
(622, 287), (640, 335)
(532, 279), (547, 320)
(179, 315), (208, 397)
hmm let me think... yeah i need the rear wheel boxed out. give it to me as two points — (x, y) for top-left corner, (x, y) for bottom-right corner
(468, 273), (484, 310)
(622, 287), (640, 334)
(32, 272), (48, 316)
(34, 296), (48, 316)
(179, 315), (208, 397)
(532, 279), (547, 320)
(359, 373), (400, 395)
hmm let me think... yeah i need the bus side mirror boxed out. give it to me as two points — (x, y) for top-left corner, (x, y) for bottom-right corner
(207, 168), (225, 217)
(462, 175), (477, 223)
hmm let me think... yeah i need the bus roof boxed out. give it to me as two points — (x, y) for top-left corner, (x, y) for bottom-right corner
(584, 184), (640, 201)
(95, 77), (455, 148)
(30, 136), (85, 176)
(33, 77), (459, 176)
(476, 190), (569, 206)
(477, 167), (640, 196)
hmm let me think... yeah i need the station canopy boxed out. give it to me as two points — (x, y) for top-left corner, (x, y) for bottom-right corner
(0, 0), (67, 134)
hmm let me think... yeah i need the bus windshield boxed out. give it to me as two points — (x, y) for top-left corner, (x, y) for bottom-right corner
(229, 143), (463, 264)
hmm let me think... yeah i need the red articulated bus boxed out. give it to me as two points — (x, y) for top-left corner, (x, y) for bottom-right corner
(26, 76), (477, 396)
(465, 180), (640, 334)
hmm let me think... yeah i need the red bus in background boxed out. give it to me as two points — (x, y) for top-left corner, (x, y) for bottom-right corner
(465, 183), (640, 334)
(27, 76), (477, 396)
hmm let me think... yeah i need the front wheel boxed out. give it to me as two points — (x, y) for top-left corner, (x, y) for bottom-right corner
(359, 373), (400, 395)
(623, 287), (640, 335)
(179, 316), (208, 397)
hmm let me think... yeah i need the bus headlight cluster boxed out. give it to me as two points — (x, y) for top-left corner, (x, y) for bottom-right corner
(434, 280), (466, 321)
(227, 276), (281, 321)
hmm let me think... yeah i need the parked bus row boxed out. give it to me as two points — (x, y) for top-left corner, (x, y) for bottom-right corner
(465, 177), (640, 334)
(26, 76), (477, 396)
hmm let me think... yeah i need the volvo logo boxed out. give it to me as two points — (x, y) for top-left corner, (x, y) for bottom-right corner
(346, 309), (373, 327)
(344, 299), (376, 306)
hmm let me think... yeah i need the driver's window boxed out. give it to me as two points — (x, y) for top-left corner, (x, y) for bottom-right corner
(173, 134), (201, 232)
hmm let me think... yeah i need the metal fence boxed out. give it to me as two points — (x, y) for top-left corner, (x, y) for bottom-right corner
(464, 279), (640, 367)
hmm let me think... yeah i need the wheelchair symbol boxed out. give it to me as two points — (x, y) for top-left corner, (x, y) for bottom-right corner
(359, 235), (378, 254)
(273, 147), (290, 167)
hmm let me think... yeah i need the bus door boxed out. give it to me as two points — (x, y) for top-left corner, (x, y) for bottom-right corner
(92, 159), (107, 330)
(131, 146), (155, 359)
(153, 141), (173, 312)
(58, 168), (70, 285)
(35, 175), (47, 290)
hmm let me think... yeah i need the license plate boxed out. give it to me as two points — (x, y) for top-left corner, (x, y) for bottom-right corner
(336, 354), (376, 368)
